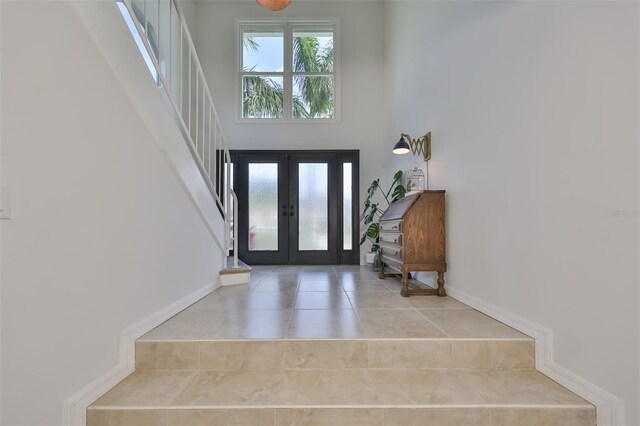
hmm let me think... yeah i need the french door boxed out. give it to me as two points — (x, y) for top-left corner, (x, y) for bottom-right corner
(233, 150), (359, 265)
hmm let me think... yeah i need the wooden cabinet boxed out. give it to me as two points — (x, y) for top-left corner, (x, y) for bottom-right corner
(378, 190), (446, 297)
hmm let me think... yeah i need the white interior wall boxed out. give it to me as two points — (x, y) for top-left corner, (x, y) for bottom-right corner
(190, 0), (389, 262)
(384, 1), (639, 423)
(0, 1), (224, 424)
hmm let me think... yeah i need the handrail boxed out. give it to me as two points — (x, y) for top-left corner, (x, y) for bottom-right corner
(117, 0), (238, 266)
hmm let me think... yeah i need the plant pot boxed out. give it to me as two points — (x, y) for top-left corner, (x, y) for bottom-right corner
(365, 252), (375, 264)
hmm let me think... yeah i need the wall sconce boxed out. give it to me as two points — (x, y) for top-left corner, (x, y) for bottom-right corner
(256, 0), (291, 11)
(392, 132), (431, 162)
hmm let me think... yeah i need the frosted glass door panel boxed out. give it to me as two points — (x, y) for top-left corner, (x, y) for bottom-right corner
(298, 163), (328, 251)
(343, 162), (352, 250)
(248, 163), (278, 251)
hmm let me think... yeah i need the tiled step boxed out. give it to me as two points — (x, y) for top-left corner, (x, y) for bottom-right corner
(87, 368), (595, 425)
(219, 257), (251, 286)
(135, 338), (535, 371)
(88, 266), (596, 425)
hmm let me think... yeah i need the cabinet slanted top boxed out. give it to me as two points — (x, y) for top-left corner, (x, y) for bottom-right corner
(379, 190), (445, 221)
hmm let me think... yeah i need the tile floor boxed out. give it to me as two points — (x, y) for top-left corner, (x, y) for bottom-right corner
(140, 265), (528, 341)
(89, 265), (596, 426)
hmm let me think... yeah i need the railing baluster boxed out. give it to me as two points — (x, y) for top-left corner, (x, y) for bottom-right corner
(167, 0), (171, 89)
(211, 119), (220, 198)
(208, 108), (212, 177)
(195, 72), (199, 152)
(179, 26), (183, 115)
(188, 49), (191, 144)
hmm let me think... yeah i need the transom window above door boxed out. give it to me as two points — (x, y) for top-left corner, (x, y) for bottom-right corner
(238, 20), (339, 121)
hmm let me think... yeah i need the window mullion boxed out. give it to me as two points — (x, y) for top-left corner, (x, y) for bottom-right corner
(283, 23), (293, 120)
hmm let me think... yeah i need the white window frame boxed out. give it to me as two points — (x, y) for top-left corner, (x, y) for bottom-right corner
(236, 18), (341, 123)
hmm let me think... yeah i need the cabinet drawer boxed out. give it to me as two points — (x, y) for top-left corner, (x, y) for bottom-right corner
(380, 220), (402, 232)
(381, 254), (402, 271)
(380, 241), (402, 258)
(380, 233), (402, 245)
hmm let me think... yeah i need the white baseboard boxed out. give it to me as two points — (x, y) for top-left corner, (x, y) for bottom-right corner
(445, 285), (626, 426)
(61, 281), (217, 426)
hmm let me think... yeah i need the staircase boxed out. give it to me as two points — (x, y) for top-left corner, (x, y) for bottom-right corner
(87, 266), (595, 425)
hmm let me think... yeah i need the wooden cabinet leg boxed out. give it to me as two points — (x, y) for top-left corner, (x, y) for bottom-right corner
(400, 272), (410, 297)
(437, 271), (446, 297)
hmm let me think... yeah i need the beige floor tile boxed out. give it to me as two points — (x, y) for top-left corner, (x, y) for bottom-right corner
(241, 292), (295, 310)
(284, 340), (368, 369)
(252, 280), (299, 293)
(188, 293), (249, 312)
(418, 309), (529, 339)
(340, 280), (392, 292)
(356, 309), (447, 338)
(402, 296), (470, 309)
(293, 292), (352, 309)
(283, 370), (380, 405)
(460, 370), (593, 406)
(299, 272), (339, 281)
(139, 310), (225, 341)
(286, 310), (366, 339)
(172, 371), (285, 406)
(452, 340), (534, 369)
(368, 340), (452, 369)
(370, 370), (485, 405)
(276, 408), (383, 425)
(168, 409), (275, 425)
(141, 310), (290, 340)
(297, 281), (344, 292)
(337, 272), (381, 282)
(200, 341), (283, 370)
(383, 408), (490, 425)
(212, 309), (290, 339)
(87, 409), (168, 426)
(346, 291), (412, 309)
(136, 342), (199, 371)
(91, 372), (197, 407)
(490, 408), (596, 426)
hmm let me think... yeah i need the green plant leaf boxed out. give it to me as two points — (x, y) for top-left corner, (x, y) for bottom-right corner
(364, 204), (378, 224)
(359, 233), (367, 246)
(392, 170), (403, 185)
(366, 222), (380, 239)
(392, 184), (406, 202)
(363, 179), (380, 206)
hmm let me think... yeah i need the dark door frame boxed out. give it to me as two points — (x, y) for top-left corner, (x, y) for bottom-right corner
(230, 149), (360, 265)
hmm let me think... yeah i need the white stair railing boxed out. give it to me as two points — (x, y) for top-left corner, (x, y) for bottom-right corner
(116, 0), (238, 267)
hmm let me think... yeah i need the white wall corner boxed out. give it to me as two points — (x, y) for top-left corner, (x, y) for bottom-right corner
(61, 281), (217, 426)
(445, 285), (626, 426)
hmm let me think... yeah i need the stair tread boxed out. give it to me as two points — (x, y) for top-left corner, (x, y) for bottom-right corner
(90, 368), (592, 410)
(222, 257), (251, 272)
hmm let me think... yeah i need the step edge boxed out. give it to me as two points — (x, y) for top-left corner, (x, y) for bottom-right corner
(88, 403), (596, 410)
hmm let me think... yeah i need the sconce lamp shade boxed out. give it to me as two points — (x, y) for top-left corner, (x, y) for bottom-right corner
(256, 0), (291, 11)
(392, 137), (411, 155)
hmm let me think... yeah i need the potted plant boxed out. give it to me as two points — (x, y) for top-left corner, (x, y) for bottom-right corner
(359, 170), (406, 270)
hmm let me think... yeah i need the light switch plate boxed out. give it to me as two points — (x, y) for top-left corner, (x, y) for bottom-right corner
(1, 185), (11, 219)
